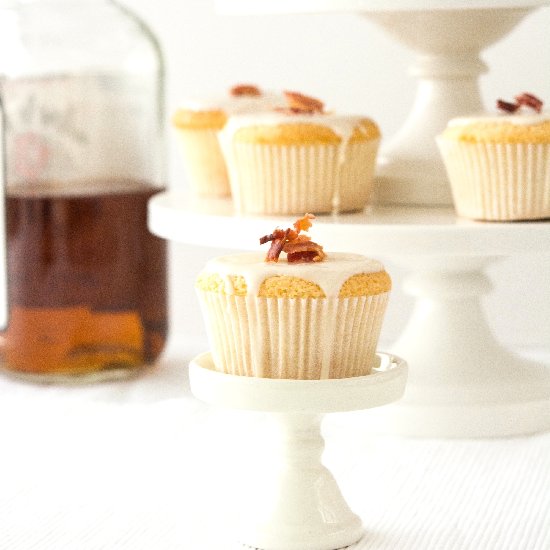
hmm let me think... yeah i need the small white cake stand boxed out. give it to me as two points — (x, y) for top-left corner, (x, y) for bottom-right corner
(189, 351), (407, 550)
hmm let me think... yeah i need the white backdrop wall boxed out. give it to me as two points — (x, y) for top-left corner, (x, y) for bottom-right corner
(121, 0), (550, 352)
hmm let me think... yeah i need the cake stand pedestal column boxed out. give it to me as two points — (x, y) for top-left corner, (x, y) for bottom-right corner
(189, 351), (407, 550)
(363, 7), (534, 206)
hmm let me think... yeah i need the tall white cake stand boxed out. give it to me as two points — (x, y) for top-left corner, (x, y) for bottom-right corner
(189, 351), (407, 550)
(149, 192), (550, 438)
(216, 0), (549, 206)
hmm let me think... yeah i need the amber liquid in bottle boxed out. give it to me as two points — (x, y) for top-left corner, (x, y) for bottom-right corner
(0, 180), (167, 379)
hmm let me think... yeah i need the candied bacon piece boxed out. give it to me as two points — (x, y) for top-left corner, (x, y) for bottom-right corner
(265, 229), (290, 263)
(515, 92), (543, 113)
(288, 234), (312, 245)
(259, 234), (272, 245)
(284, 240), (325, 263)
(285, 228), (299, 241)
(259, 228), (287, 245)
(284, 214), (315, 241)
(230, 84), (261, 97)
(294, 213), (315, 233)
(260, 214), (326, 263)
(283, 239), (317, 255)
(497, 93), (544, 114)
(497, 99), (519, 113)
(283, 91), (324, 114)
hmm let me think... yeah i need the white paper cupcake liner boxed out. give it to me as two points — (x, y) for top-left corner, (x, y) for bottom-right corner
(223, 139), (379, 215)
(337, 140), (379, 211)
(175, 128), (231, 197)
(197, 291), (389, 379)
(437, 139), (550, 221)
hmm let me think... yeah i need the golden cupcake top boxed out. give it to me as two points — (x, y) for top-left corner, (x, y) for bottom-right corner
(440, 93), (550, 144)
(196, 214), (391, 299)
(220, 90), (381, 145)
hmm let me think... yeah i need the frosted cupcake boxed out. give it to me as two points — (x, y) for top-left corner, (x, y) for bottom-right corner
(172, 84), (285, 197)
(195, 214), (391, 380)
(219, 91), (381, 215)
(437, 93), (550, 221)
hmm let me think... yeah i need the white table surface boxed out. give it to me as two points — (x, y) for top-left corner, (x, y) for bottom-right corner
(0, 339), (548, 550)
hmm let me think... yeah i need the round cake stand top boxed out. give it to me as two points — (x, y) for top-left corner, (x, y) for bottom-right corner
(215, 0), (549, 14)
(189, 352), (407, 414)
(148, 192), (550, 257)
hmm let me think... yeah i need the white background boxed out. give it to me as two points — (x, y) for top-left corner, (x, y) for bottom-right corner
(122, 0), (550, 353)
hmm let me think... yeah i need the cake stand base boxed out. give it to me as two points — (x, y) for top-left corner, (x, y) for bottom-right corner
(367, 351), (550, 438)
(189, 352), (407, 550)
(372, 254), (550, 438)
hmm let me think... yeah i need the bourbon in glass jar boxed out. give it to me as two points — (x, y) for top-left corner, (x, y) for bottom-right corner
(0, 0), (167, 380)
(2, 180), (167, 379)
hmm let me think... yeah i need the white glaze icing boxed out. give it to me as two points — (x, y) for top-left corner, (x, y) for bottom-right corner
(220, 111), (370, 143)
(200, 251), (385, 297)
(177, 91), (286, 114)
(447, 110), (550, 127)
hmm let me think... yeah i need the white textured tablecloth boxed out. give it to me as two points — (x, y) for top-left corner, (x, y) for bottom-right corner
(0, 342), (548, 550)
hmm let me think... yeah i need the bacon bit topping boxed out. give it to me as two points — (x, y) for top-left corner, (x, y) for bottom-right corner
(259, 213), (326, 263)
(293, 212), (315, 233)
(230, 84), (261, 97)
(496, 99), (519, 113)
(515, 92), (543, 113)
(278, 91), (325, 115)
(284, 239), (325, 264)
(265, 229), (290, 262)
(497, 93), (543, 114)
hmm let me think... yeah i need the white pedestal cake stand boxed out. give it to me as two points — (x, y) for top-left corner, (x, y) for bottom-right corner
(216, 0), (549, 206)
(149, 192), (550, 438)
(189, 351), (407, 550)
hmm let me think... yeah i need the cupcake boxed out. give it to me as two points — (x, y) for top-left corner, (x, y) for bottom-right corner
(219, 91), (381, 215)
(195, 214), (391, 379)
(437, 93), (550, 221)
(172, 84), (285, 197)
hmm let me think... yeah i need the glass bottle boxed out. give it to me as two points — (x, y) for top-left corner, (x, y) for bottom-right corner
(0, 0), (167, 381)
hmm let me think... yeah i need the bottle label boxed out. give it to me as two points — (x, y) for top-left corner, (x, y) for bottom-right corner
(1, 72), (160, 192)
